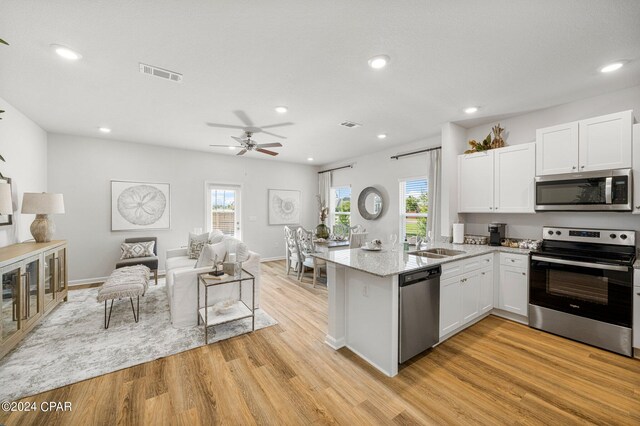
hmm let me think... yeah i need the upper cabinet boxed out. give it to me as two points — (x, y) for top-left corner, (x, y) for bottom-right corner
(536, 110), (633, 176)
(458, 143), (535, 213)
(633, 124), (640, 214)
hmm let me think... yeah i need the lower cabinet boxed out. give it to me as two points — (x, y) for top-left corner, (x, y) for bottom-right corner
(633, 270), (639, 352)
(497, 253), (529, 316)
(479, 267), (494, 314)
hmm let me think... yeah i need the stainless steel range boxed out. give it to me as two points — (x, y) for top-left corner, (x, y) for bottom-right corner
(529, 227), (636, 356)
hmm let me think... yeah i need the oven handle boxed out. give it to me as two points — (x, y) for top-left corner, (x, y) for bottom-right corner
(605, 177), (612, 204)
(531, 255), (629, 272)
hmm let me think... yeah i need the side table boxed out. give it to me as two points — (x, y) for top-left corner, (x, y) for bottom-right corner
(197, 269), (255, 344)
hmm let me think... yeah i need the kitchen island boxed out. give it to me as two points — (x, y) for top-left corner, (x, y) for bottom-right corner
(313, 243), (529, 377)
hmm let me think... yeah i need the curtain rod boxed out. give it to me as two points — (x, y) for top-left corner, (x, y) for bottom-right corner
(390, 146), (441, 160)
(318, 164), (353, 174)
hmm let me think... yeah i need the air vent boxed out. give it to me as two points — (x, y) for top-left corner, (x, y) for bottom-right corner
(139, 63), (183, 83)
(340, 121), (362, 128)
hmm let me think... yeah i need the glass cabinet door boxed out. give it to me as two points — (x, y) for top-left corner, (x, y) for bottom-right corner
(44, 253), (55, 307)
(24, 259), (40, 322)
(1, 266), (22, 342)
(57, 248), (66, 293)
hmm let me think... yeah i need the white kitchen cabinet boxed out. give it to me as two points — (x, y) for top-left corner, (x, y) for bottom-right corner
(579, 111), (633, 172)
(458, 143), (536, 213)
(479, 267), (493, 314)
(633, 124), (640, 214)
(634, 269), (639, 352)
(439, 275), (463, 338)
(458, 151), (494, 213)
(494, 143), (536, 213)
(461, 272), (480, 323)
(536, 110), (633, 176)
(536, 122), (579, 175)
(498, 253), (528, 316)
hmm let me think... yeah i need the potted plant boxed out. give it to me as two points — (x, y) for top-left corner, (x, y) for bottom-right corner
(315, 195), (330, 239)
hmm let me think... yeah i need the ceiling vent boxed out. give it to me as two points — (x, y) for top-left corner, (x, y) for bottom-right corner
(139, 63), (183, 83)
(339, 121), (362, 128)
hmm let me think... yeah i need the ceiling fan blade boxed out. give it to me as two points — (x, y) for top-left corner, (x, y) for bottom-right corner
(257, 143), (283, 148)
(209, 144), (236, 147)
(230, 136), (245, 143)
(259, 130), (287, 139)
(256, 148), (279, 156)
(233, 110), (254, 127)
(236, 149), (248, 156)
(206, 122), (246, 129)
(260, 122), (294, 129)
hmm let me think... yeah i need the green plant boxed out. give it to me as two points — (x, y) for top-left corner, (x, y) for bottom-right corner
(0, 154), (5, 179)
(0, 38), (8, 46)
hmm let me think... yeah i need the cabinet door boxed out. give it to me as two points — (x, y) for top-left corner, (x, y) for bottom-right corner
(23, 257), (41, 327)
(479, 267), (494, 314)
(579, 110), (632, 172)
(536, 122), (578, 175)
(499, 265), (528, 316)
(1, 265), (22, 344)
(43, 252), (56, 311)
(439, 276), (462, 338)
(56, 247), (67, 299)
(634, 270), (639, 349)
(633, 124), (640, 214)
(494, 143), (536, 213)
(458, 151), (494, 213)
(461, 272), (480, 324)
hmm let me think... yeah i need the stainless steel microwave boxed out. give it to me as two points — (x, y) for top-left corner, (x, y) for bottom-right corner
(535, 169), (632, 211)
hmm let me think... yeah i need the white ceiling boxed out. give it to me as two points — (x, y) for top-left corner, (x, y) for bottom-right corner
(1, 0), (639, 165)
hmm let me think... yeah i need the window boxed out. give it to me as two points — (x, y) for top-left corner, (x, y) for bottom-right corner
(400, 177), (428, 242)
(329, 186), (351, 228)
(205, 184), (241, 239)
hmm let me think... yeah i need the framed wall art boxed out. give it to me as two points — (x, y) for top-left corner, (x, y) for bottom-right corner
(111, 180), (171, 231)
(268, 189), (300, 225)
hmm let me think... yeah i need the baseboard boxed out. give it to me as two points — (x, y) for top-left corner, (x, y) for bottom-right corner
(491, 308), (529, 325)
(261, 256), (285, 262)
(325, 335), (345, 350)
(69, 269), (166, 288)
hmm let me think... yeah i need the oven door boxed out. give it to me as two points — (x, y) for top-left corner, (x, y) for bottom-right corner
(529, 255), (632, 327)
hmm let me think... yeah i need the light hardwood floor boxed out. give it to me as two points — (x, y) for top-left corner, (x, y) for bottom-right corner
(2, 260), (639, 425)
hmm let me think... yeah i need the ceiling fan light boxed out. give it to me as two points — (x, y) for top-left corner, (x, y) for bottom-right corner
(600, 61), (625, 73)
(377, 133), (387, 139)
(275, 106), (288, 113)
(307, 157), (314, 162)
(464, 106), (479, 114)
(51, 44), (82, 60)
(368, 55), (390, 69)
(228, 146), (235, 150)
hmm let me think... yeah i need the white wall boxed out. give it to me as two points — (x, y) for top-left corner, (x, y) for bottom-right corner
(326, 136), (440, 242)
(460, 85), (640, 239)
(0, 96), (47, 246)
(47, 134), (318, 283)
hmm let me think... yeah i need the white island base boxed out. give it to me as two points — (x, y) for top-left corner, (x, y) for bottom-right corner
(325, 262), (400, 377)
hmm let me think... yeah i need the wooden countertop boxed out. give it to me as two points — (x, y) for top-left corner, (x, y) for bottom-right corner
(0, 240), (66, 266)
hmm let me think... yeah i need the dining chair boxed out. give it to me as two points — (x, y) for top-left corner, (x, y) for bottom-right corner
(333, 223), (349, 239)
(295, 227), (326, 286)
(349, 224), (366, 236)
(284, 225), (301, 276)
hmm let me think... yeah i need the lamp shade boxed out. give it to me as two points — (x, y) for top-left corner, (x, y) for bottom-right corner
(0, 183), (12, 215)
(21, 193), (65, 214)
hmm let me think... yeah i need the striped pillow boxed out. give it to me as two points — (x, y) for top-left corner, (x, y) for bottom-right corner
(120, 241), (155, 259)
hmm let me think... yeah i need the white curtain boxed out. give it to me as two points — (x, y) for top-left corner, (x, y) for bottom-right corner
(427, 149), (441, 242)
(318, 171), (332, 210)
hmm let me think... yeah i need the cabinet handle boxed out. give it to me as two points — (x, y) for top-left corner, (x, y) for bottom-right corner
(510, 259), (515, 262)
(21, 273), (29, 320)
(521, 272), (526, 276)
(489, 207), (493, 210)
(481, 272), (486, 275)
(581, 165), (585, 169)
(572, 166), (576, 170)
(495, 207), (498, 210)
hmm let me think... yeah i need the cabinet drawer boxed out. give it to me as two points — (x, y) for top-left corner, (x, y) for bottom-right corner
(441, 260), (464, 280)
(500, 253), (528, 268)
(463, 254), (493, 273)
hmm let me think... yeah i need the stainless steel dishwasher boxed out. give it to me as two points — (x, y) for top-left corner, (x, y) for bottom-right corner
(399, 266), (441, 363)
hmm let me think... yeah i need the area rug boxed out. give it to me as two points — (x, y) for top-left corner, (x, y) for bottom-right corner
(0, 280), (277, 402)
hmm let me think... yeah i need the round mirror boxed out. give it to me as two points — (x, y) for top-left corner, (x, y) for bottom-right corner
(358, 187), (384, 220)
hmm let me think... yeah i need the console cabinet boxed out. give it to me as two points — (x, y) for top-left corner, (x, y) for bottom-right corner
(0, 241), (67, 359)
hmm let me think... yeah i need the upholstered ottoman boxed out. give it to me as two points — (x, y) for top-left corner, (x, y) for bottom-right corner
(97, 265), (150, 329)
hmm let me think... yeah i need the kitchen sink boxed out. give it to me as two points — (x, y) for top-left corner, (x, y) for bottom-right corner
(409, 248), (466, 258)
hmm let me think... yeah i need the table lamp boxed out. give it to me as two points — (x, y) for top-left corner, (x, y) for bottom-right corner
(21, 192), (65, 242)
(0, 182), (12, 215)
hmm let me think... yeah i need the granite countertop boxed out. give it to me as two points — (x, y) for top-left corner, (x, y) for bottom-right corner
(312, 242), (530, 277)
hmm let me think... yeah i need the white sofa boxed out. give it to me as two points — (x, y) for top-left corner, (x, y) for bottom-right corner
(165, 236), (261, 328)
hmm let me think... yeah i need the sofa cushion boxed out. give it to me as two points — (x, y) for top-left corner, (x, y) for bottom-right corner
(195, 241), (227, 268)
(222, 236), (250, 262)
(116, 256), (159, 270)
(166, 256), (196, 271)
(209, 229), (224, 244)
(120, 241), (155, 259)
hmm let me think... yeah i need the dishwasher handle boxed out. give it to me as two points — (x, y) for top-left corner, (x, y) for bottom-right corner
(400, 266), (441, 287)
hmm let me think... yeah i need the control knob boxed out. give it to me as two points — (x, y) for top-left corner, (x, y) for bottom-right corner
(555, 231), (562, 235)
(547, 230), (554, 235)
(620, 234), (627, 240)
(610, 234), (617, 239)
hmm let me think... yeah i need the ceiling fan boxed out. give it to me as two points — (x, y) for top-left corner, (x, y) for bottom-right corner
(209, 131), (283, 156)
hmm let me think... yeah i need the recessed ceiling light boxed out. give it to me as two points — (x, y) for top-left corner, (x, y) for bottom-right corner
(275, 106), (288, 113)
(51, 44), (82, 60)
(600, 61), (625, 73)
(368, 55), (390, 69)
(228, 146), (236, 150)
(98, 127), (111, 133)
(464, 106), (479, 114)
(377, 133), (387, 139)
(307, 157), (314, 162)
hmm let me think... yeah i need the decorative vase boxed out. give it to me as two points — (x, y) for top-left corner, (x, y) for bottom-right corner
(315, 223), (330, 239)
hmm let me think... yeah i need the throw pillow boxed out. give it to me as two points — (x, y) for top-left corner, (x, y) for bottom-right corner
(120, 241), (155, 259)
(187, 232), (210, 259)
(209, 229), (224, 244)
(195, 242), (227, 268)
